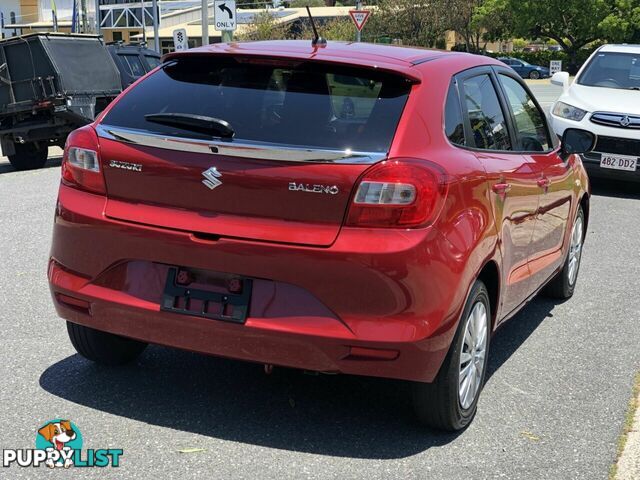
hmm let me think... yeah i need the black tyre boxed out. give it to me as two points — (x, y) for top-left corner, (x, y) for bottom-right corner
(529, 70), (541, 80)
(67, 322), (147, 366)
(7, 142), (48, 171)
(412, 280), (491, 431)
(544, 206), (585, 299)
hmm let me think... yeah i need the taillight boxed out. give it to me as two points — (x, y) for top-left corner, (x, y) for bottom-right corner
(346, 158), (447, 228)
(61, 125), (106, 195)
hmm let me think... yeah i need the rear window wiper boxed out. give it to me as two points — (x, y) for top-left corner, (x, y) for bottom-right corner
(144, 113), (235, 138)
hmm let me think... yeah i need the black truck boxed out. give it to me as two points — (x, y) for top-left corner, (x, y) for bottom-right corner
(0, 33), (160, 171)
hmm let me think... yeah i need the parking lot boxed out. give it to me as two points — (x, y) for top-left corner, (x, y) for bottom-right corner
(0, 82), (639, 479)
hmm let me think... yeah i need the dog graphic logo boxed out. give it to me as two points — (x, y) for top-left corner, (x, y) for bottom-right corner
(2, 419), (122, 468)
(35, 419), (83, 468)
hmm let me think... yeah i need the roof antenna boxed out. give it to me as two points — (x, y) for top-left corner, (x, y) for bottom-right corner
(306, 6), (327, 47)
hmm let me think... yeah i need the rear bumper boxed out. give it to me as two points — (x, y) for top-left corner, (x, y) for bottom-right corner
(49, 184), (468, 382)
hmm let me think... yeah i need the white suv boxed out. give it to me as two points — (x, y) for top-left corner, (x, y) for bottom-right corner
(550, 44), (640, 183)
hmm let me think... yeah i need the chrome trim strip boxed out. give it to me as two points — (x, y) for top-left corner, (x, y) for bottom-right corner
(590, 111), (640, 129)
(95, 124), (387, 164)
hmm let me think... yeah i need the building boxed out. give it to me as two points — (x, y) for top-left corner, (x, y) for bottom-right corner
(98, 0), (200, 43)
(1, 2), (515, 55)
(2, 0), (94, 36)
(135, 6), (353, 54)
(1, 0), (197, 42)
(0, 0), (22, 39)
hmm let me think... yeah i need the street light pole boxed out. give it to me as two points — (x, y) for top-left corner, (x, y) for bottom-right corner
(202, 0), (209, 46)
(82, 0), (89, 32)
(94, 0), (100, 34)
(152, 0), (159, 53)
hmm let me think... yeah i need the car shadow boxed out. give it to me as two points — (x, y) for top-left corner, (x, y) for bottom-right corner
(590, 178), (640, 200)
(39, 297), (555, 459)
(0, 156), (62, 174)
(486, 297), (555, 380)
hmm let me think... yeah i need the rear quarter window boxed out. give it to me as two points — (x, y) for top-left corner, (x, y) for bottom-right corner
(445, 83), (465, 146)
(102, 57), (412, 153)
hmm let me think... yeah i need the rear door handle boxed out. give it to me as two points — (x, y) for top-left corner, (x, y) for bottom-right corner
(491, 182), (511, 194)
(537, 177), (550, 189)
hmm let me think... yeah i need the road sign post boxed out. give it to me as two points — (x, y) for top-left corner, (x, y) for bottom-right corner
(152, 0), (159, 52)
(550, 60), (563, 75)
(202, 0), (209, 46)
(173, 28), (189, 51)
(214, 0), (236, 42)
(349, 7), (370, 42)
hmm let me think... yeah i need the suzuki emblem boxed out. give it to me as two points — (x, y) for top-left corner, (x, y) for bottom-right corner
(202, 166), (222, 190)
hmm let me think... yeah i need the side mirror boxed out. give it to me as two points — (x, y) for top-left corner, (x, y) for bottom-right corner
(551, 71), (570, 92)
(561, 128), (596, 159)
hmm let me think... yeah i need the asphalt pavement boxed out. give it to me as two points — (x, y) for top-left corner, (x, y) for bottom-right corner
(527, 79), (564, 113)
(1, 82), (639, 479)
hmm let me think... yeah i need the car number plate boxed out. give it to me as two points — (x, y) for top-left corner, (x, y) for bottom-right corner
(600, 154), (638, 171)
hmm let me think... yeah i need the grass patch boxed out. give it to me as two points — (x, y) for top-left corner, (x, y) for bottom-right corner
(609, 371), (640, 480)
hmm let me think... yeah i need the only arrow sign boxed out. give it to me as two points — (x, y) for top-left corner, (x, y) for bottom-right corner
(218, 2), (233, 19)
(214, 0), (236, 31)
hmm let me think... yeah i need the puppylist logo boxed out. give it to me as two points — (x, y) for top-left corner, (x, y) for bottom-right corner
(2, 419), (123, 469)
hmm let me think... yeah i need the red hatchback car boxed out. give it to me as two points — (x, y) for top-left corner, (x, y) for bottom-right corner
(49, 41), (594, 431)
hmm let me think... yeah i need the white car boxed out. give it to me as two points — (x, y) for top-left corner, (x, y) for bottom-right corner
(550, 44), (640, 183)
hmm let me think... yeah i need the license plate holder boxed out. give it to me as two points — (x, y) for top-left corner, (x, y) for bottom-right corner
(600, 153), (638, 171)
(160, 267), (252, 323)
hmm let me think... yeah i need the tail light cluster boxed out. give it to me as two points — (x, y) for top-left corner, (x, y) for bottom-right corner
(346, 158), (447, 228)
(61, 125), (106, 194)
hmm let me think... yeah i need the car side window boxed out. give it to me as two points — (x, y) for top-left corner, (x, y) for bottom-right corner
(445, 83), (465, 146)
(498, 74), (550, 152)
(121, 55), (145, 78)
(145, 56), (162, 70)
(462, 74), (511, 151)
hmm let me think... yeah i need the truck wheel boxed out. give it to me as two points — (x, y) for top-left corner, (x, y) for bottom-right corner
(8, 142), (48, 171)
(67, 322), (147, 365)
(412, 280), (491, 431)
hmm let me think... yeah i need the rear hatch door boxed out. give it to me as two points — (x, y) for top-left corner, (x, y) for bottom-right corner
(98, 55), (412, 246)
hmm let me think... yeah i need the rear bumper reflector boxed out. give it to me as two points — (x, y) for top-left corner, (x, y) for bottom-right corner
(347, 346), (399, 361)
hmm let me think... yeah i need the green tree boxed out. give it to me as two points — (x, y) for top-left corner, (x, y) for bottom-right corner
(512, 38), (527, 51)
(445, 0), (514, 52)
(504, 0), (611, 73)
(322, 17), (357, 41)
(238, 11), (291, 41)
(471, 0), (514, 43)
(287, 0), (325, 7)
(367, 0), (449, 47)
(599, 0), (640, 43)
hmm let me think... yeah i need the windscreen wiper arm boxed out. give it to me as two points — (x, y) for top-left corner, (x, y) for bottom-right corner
(145, 113), (235, 138)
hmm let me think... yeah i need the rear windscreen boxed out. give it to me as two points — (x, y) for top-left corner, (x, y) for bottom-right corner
(102, 56), (412, 152)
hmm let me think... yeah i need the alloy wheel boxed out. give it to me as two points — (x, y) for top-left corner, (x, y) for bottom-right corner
(568, 215), (584, 286)
(458, 301), (488, 410)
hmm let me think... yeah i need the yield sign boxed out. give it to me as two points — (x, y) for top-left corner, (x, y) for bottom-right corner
(349, 10), (371, 32)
